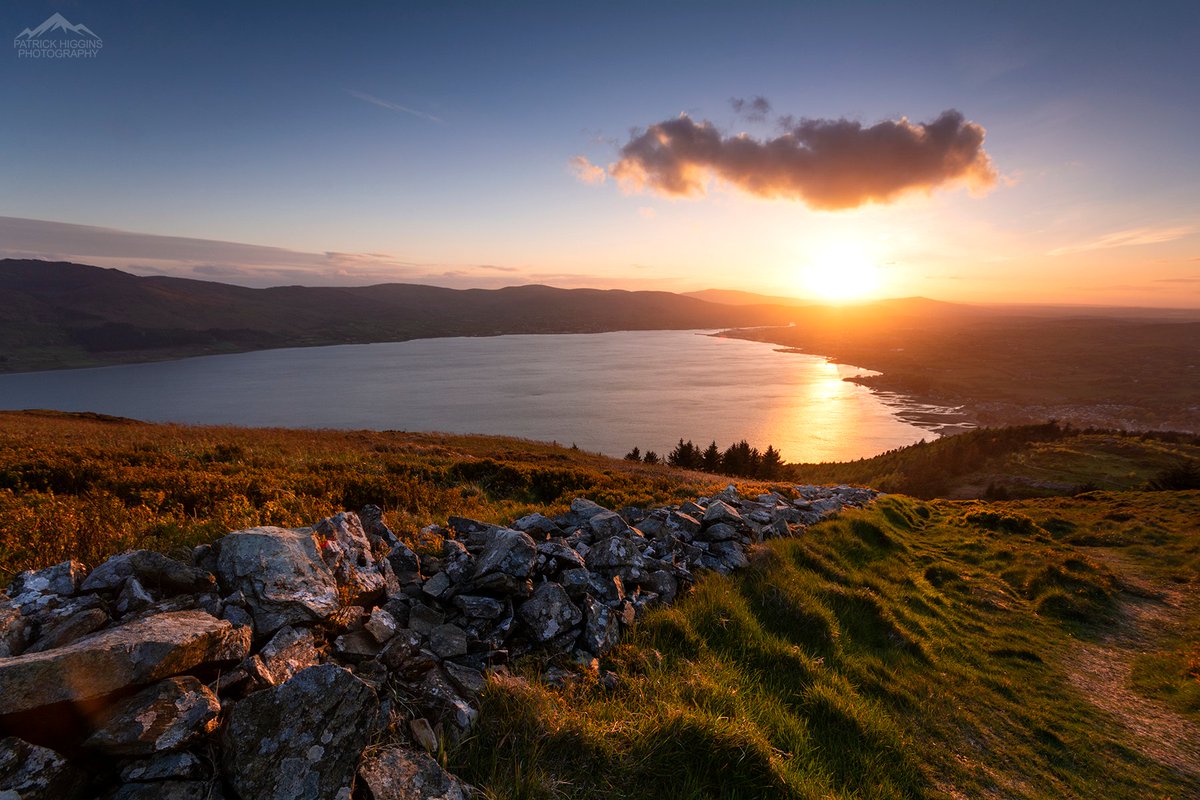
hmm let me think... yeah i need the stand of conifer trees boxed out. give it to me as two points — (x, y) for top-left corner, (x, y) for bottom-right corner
(624, 438), (784, 479)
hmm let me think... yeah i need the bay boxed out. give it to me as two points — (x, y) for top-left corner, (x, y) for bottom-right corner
(0, 330), (940, 462)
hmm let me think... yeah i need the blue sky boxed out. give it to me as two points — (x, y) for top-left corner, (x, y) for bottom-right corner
(2, 1), (1198, 304)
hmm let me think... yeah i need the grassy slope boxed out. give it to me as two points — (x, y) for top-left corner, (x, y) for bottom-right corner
(1, 412), (1196, 797)
(453, 493), (1200, 799)
(0, 410), (780, 582)
(786, 423), (1200, 499)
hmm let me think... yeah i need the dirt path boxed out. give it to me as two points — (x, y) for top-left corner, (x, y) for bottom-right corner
(1063, 552), (1200, 783)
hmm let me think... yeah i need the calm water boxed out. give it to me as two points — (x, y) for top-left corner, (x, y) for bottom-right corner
(0, 331), (936, 462)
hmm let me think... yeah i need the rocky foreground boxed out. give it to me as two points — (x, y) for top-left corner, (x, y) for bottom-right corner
(0, 484), (876, 800)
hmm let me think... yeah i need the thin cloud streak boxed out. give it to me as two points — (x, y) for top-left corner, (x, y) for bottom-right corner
(346, 89), (444, 124)
(1047, 225), (1195, 256)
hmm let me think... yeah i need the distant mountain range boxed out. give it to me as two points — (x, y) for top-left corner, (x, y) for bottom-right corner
(0, 259), (808, 372)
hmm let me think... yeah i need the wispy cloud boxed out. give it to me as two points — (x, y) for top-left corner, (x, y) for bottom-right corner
(569, 155), (606, 184)
(577, 106), (996, 211)
(0, 216), (531, 288)
(1047, 225), (1195, 256)
(346, 89), (443, 124)
(1154, 275), (1200, 284)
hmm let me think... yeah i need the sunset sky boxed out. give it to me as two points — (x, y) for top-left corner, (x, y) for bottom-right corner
(2, 1), (1198, 305)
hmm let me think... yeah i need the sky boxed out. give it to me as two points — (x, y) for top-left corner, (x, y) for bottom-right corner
(2, 1), (1198, 306)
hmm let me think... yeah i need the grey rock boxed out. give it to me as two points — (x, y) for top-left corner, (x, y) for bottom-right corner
(429, 623), (469, 659)
(386, 541), (423, 581)
(569, 498), (609, 520)
(408, 602), (445, 636)
(702, 500), (744, 529)
(222, 665), (378, 800)
(359, 504), (400, 548)
(583, 596), (620, 656)
(215, 526), (340, 636)
(422, 571), (452, 600)
(511, 513), (563, 538)
(679, 500), (707, 518)
(585, 536), (645, 571)
(365, 607), (399, 643)
(409, 718), (439, 754)
(696, 522), (739, 543)
(536, 539), (586, 571)
(472, 529), (537, 579)
(0, 603), (28, 657)
(641, 570), (679, 605)
(117, 576), (155, 616)
(0, 737), (87, 800)
(358, 746), (473, 800)
(380, 630), (436, 679)
(220, 604), (254, 631)
(0, 610), (249, 716)
(25, 604), (108, 654)
(444, 662), (487, 697)
(120, 752), (205, 782)
(518, 582), (582, 643)
(454, 594), (503, 619)
(82, 551), (213, 596)
(84, 676), (220, 756)
(334, 629), (380, 661)
(258, 625), (321, 685)
(312, 512), (389, 605)
(419, 668), (478, 735)
(7, 560), (84, 599)
(460, 572), (533, 598)
(588, 511), (630, 539)
(559, 567), (591, 597)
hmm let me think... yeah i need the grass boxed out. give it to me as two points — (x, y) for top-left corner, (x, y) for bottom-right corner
(451, 493), (1200, 799)
(2, 411), (1197, 797)
(0, 410), (777, 583)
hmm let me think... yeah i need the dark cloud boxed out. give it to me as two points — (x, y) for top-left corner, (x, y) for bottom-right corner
(730, 96), (771, 122)
(602, 108), (996, 210)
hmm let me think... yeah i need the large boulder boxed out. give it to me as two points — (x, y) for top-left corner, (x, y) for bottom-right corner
(7, 561), (85, 600)
(222, 665), (378, 800)
(585, 537), (644, 571)
(358, 746), (473, 800)
(84, 677), (220, 756)
(0, 737), (87, 799)
(0, 610), (249, 716)
(215, 527), (341, 636)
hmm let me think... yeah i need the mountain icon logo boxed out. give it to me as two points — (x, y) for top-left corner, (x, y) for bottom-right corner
(15, 12), (100, 40)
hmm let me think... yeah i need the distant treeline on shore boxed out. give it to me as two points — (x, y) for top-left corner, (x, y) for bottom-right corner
(625, 438), (784, 479)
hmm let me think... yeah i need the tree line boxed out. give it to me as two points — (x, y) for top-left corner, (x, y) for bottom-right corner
(624, 438), (785, 479)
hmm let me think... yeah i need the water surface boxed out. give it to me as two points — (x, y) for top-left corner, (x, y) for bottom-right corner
(0, 331), (937, 462)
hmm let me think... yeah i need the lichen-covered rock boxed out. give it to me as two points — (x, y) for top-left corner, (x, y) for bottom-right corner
(81, 551), (214, 596)
(0, 610), (249, 716)
(358, 746), (474, 800)
(84, 676), (220, 756)
(257, 625), (321, 686)
(312, 512), (390, 604)
(120, 752), (205, 782)
(215, 527), (341, 636)
(454, 594), (504, 619)
(7, 561), (85, 599)
(588, 511), (631, 539)
(472, 529), (537, 580)
(585, 536), (644, 571)
(222, 665), (378, 800)
(429, 623), (469, 659)
(518, 582), (582, 643)
(582, 595), (620, 656)
(0, 737), (87, 800)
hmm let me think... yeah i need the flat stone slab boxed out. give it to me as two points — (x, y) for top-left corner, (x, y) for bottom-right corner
(0, 610), (249, 716)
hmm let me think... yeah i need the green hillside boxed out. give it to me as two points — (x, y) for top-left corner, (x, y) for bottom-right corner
(1, 412), (1196, 797)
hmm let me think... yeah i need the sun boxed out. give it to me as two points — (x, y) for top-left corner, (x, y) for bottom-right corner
(802, 241), (883, 303)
